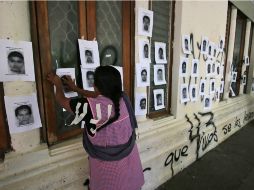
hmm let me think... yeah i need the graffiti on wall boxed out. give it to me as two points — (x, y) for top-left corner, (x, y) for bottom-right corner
(186, 112), (218, 160)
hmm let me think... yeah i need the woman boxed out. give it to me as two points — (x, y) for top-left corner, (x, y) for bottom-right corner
(47, 66), (144, 190)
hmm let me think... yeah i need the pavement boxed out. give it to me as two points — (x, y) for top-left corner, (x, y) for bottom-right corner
(156, 120), (254, 190)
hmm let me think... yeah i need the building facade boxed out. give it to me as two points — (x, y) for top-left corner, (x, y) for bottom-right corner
(0, 1), (254, 190)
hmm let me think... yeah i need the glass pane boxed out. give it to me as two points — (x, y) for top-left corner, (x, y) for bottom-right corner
(150, 1), (171, 113)
(231, 13), (245, 96)
(48, 1), (80, 132)
(96, 1), (122, 66)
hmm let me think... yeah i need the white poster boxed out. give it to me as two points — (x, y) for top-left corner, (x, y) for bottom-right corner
(135, 93), (147, 116)
(81, 68), (95, 91)
(56, 68), (78, 98)
(244, 55), (250, 66)
(182, 34), (191, 54)
(153, 89), (165, 110)
(189, 84), (198, 102)
(191, 59), (199, 77)
(154, 65), (166, 85)
(180, 83), (190, 103)
(179, 57), (188, 77)
(155, 42), (167, 64)
(138, 39), (151, 63)
(201, 36), (209, 55)
(137, 8), (154, 37)
(4, 93), (42, 134)
(0, 39), (35, 81)
(136, 63), (150, 87)
(218, 36), (224, 52)
(199, 79), (206, 96)
(78, 39), (100, 69)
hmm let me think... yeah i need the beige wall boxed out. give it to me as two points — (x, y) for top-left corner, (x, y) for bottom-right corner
(0, 1), (40, 153)
(172, 1), (228, 118)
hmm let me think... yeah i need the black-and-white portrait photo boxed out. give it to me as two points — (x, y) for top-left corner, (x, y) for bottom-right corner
(135, 93), (147, 115)
(7, 50), (25, 74)
(15, 104), (34, 127)
(180, 84), (190, 103)
(137, 8), (153, 37)
(155, 42), (167, 64)
(204, 96), (211, 110)
(0, 39), (35, 81)
(242, 75), (246, 85)
(154, 65), (166, 85)
(81, 68), (96, 91)
(212, 62), (216, 75)
(56, 68), (78, 97)
(86, 71), (95, 88)
(180, 57), (188, 77)
(78, 39), (100, 69)
(213, 45), (217, 58)
(191, 59), (199, 77)
(85, 49), (94, 64)
(216, 63), (221, 76)
(199, 79), (206, 96)
(138, 39), (151, 63)
(153, 89), (165, 110)
(206, 61), (212, 76)
(201, 37), (208, 54)
(208, 44), (213, 58)
(4, 93), (42, 134)
(218, 37), (224, 52)
(220, 80), (224, 93)
(190, 84), (198, 102)
(182, 35), (191, 54)
(136, 63), (150, 87)
(232, 72), (237, 82)
(245, 56), (249, 66)
(210, 79), (216, 94)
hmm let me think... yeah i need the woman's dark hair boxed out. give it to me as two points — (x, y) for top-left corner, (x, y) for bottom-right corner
(94, 66), (122, 127)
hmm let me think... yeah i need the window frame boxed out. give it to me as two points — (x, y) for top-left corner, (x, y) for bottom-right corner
(147, 1), (175, 119)
(229, 9), (247, 97)
(31, 1), (135, 145)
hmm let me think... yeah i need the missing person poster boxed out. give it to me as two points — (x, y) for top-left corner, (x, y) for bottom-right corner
(4, 93), (42, 134)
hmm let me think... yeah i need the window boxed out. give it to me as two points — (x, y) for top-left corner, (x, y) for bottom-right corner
(31, 1), (134, 145)
(230, 10), (247, 97)
(148, 1), (174, 118)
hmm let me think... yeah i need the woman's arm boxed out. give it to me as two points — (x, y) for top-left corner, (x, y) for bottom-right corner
(61, 75), (99, 98)
(47, 73), (73, 113)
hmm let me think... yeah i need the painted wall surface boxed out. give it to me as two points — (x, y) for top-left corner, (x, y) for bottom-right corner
(1, 1), (254, 190)
(0, 1), (40, 153)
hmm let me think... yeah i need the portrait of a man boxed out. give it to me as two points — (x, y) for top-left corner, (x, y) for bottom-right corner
(60, 75), (73, 93)
(158, 47), (164, 60)
(193, 63), (197, 74)
(184, 38), (189, 51)
(143, 15), (150, 32)
(205, 98), (210, 107)
(201, 83), (205, 93)
(141, 69), (147, 82)
(140, 98), (146, 110)
(86, 71), (95, 88)
(207, 63), (211, 74)
(156, 94), (162, 106)
(208, 45), (212, 56)
(192, 88), (196, 98)
(85, 50), (94, 64)
(182, 87), (187, 99)
(15, 105), (34, 126)
(182, 61), (187, 74)
(143, 44), (149, 58)
(202, 40), (207, 52)
(8, 51), (25, 74)
(157, 69), (163, 81)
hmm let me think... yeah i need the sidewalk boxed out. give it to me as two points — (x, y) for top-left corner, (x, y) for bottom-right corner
(156, 120), (254, 190)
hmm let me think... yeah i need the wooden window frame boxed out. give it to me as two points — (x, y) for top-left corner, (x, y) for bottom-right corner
(148, 1), (175, 119)
(31, 1), (135, 145)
